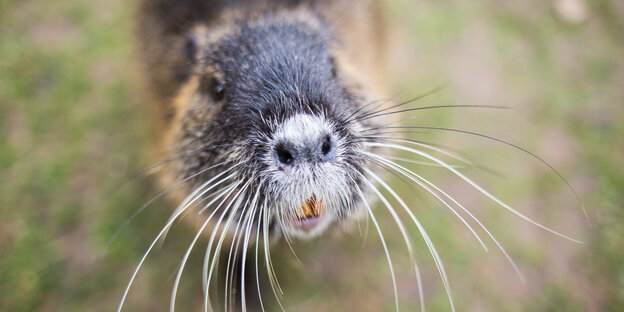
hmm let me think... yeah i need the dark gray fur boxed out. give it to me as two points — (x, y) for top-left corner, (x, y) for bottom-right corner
(136, 0), (382, 309)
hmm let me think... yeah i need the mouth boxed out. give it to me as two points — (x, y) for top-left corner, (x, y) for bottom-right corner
(294, 195), (324, 233)
(296, 195), (323, 219)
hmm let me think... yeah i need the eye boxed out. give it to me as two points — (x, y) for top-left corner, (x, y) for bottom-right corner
(201, 76), (225, 101)
(211, 78), (225, 101)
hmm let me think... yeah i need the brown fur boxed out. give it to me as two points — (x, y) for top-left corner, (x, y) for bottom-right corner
(136, 0), (390, 206)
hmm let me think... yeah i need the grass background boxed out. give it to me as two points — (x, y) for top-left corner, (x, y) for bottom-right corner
(1, 0), (622, 311)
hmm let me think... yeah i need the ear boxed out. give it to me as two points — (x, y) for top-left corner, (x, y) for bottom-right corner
(184, 26), (211, 64)
(184, 34), (198, 62)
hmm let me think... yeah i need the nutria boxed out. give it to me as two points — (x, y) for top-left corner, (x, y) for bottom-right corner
(126, 0), (392, 310)
(120, 0), (583, 311)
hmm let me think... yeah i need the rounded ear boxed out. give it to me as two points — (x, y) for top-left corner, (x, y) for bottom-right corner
(184, 36), (197, 62)
(184, 26), (210, 63)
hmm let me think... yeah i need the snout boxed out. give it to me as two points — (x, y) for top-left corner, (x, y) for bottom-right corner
(266, 113), (348, 237)
(274, 134), (336, 170)
(271, 114), (338, 172)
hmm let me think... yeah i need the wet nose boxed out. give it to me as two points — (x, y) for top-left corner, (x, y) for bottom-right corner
(274, 134), (335, 169)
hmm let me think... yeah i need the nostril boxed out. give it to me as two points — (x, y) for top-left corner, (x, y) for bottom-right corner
(321, 135), (332, 155)
(275, 144), (294, 166)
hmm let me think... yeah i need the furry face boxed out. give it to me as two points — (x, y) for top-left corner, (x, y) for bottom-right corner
(165, 12), (376, 239)
(123, 2), (589, 311)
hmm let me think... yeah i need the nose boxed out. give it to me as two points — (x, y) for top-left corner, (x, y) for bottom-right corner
(274, 134), (335, 169)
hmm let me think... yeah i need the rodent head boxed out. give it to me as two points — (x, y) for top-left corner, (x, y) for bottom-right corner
(162, 10), (380, 239)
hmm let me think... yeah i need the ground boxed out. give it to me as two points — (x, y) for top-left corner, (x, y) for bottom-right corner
(0, 0), (623, 311)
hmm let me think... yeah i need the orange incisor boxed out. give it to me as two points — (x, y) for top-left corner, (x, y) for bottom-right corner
(297, 195), (323, 219)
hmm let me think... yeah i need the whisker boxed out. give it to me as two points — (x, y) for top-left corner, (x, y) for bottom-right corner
(279, 214), (302, 264)
(372, 156), (525, 283)
(383, 155), (465, 169)
(204, 221), (230, 312)
(356, 172), (425, 312)
(205, 215), (232, 312)
(367, 127), (589, 225)
(102, 161), (228, 258)
(341, 95), (399, 127)
(117, 166), (238, 312)
(365, 155), (488, 251)
(354, 104), (506, 124)
(367, 137), (474, 166)
(224, 179), (263, 311)
(352, 179), (400, 312)
(361, 167), (455, 312)
(262, 198), (286, 312)
(199, 183), (240, 293)
(367, 142), (583, 243)
(224, 192), (251, 312)
(170, 180), (243, 312)
(254, 204), (267, 312)
(202, 180), (253, 312)
(348, 85), (447, 123)
(109, 143), (242, 196)
(162, 164), (243, 243)
(365, 136), (505, 177)
(240, 181), (265, 312)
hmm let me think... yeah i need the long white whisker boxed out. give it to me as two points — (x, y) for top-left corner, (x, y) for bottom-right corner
(162, 165), (241, 242)
(225, 179), (263, 312)
(279, 214), (301, 263)
(366, 154), (488, 251)
(117, 167), (237, 312)
(224, 192), (251, 312)
(263, 198), (286, 312)
(368, 128), (590, 225)
(205, 217), (231, 312)
(224, 188), (255, 311)
(203, 179), (252, 312)
(383, 155), (465, 169)
(199, 183), (239, 298)
(240, 181), (264, 312)
(353, 180), (399, 312)
(104, 161), (228, 256)
(356, 172), (425, 312)
(171, 181), (242, 312)
(254, 204), (267, 312)
(362, 168), (455, 312)
(371, 155), (526, 283)
(371, 137), (474, 166)
(367, 142), (582, 243)
(266, 214), (284, 296)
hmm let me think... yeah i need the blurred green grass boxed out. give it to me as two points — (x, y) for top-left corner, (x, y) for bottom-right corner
(1, 0), (623, 311)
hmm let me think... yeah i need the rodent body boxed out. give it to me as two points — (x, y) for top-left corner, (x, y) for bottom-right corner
(136, 0), (389, 236)
(122, 1), (588, 311)
(131, 0), (391, 310)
